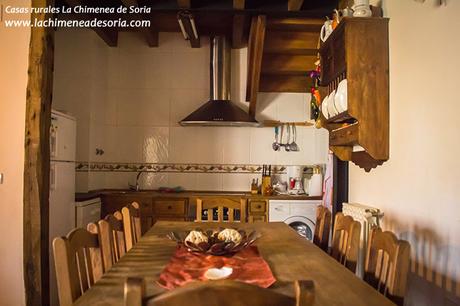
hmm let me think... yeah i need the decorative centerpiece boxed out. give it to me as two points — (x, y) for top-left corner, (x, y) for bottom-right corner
(167, 228), (260, 256)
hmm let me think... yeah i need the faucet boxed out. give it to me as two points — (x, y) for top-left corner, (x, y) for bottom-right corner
(129, 171), (146, 191)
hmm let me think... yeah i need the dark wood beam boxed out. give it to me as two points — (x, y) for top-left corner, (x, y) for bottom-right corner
(24, 1), (54, 305)
(177, 0), (191, 8)
(233, 0), (245, 10)
(121, 0), (159, 47)
(246, 15), (266, 117)
(264, 31), (319, 55)
(232, 14), (249, 48)
(141, 29), (159, 47)
(259, 75), (314, 92)
(288, 0), (305, 11)
(266, 17), (323, 32)
(261, 54), (317, 74)
(65, 0), (118, 46)
(93, 28), (118, 47)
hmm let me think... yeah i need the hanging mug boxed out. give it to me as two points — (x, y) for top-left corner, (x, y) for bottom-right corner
(320, 19), (334, 42)
(332, 9), (341, 29)
(341, 7), (354, 18)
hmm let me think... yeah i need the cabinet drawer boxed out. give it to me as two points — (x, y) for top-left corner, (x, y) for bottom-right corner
(154, 200), (186, 216)
(156, 216), (186, 221)
(249, 200), (267, 213)
(249, 215), (267, 223)
(330, 123), (359, 146)
(140, 202), (152, 215)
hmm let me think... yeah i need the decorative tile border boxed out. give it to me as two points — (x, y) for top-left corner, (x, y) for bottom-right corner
(76, 162), (319, 174)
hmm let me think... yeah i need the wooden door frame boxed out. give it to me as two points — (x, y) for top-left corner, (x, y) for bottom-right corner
(23, 1), (54, 305)
(332, 156), (349, 225)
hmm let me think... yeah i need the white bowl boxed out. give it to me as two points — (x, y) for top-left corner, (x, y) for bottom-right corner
(335, 79), (348, 113)
(204, 267), (233, 280)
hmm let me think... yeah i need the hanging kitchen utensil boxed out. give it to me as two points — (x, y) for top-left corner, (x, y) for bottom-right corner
(279, 124), (285, 150)
(285, 124), (291, 152)
(272, 126), (280, 151)
(290, 124), (300, 152)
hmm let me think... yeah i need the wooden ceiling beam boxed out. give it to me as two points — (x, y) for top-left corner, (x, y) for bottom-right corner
(177, 0), (191, 8)
(259, 75), (314, 92)
(233, 0), (245, 10)
(261, 54), (317, 75)
(246, 15), (266, 117)
(264, 31), (319, 54)
(140, 28), (159, 47)
(288, 0), (305, 11)
(65, 0), (118, 46)
(232, 14), (249, 48)
(121, 0), (158, 47)
(266, 17), (323, 32)
(93, 28), (119, 47)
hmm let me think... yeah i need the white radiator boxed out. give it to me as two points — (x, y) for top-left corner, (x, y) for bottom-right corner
(342, 203), (383, 277)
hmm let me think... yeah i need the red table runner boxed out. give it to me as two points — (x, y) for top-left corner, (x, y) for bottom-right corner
(157, 245), (276, 290)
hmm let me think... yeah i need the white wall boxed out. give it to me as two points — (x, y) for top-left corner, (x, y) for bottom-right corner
(53, 31), (329, 192)
(350, 1), (460, 305)
(0, 0), (30, 305)
(53, 29), (109, 191)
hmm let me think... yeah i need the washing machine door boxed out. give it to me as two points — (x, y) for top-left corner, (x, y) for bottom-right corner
(284, 216), (315, 241)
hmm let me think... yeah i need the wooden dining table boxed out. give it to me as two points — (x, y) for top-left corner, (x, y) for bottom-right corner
(75, 221), (394, 306)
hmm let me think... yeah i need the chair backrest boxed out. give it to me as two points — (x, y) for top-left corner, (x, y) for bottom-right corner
(52, 226), (103, 306)
(122, 202), (142, 251)
(313, 205), (331, 252)
(98, 211), (126, 270)
(195, 197), (247, 222)
(364, 228), (410, 306)
(331, 212), (361, 273)
(124, 278), (315, 306)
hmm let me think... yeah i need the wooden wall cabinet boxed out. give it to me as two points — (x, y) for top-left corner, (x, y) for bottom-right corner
(247, 199), (269, 223)
(319, 18), (389, 171)
(101, 194), (188, 234)
(153, 198), (189, 222)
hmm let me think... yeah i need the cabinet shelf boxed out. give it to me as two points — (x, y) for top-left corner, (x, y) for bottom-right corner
(329, 123), (359, 146)
(319, 18), (389, 171)
(326, 111), (356, 124)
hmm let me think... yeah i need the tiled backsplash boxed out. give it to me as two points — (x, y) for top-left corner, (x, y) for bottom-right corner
(53, 29), (329, 192)
(76, 162), (300, 174)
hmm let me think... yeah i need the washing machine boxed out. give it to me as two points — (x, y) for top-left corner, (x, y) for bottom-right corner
(269, 200), (321, 240)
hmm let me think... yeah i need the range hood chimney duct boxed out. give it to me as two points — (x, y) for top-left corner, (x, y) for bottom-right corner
(211, 35), (230, 101)
(179, 36), (259, 127)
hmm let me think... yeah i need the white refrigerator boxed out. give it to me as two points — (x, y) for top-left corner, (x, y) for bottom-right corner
(49, 110), (76, 306)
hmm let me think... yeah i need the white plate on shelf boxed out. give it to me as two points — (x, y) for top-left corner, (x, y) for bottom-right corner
(204, 267), (233, 280)
(335, 79), (348, 113)
(327, 90), (338, 117)
(321, 95), (329, 119)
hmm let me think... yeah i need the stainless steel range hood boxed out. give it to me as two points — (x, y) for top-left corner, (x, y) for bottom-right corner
(179, 36), (259, 127)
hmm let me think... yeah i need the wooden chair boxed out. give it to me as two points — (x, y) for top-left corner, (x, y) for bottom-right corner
(98, 211), (126, 270)
(330, 212), (361, 273)
(124, 278), (315, 306)
(364, 228), (410, 306)
(195, 197), (247, 222)
(313, 205), (331, 252)
(52, 226), (104, 306)
(122, 202), (142, 251)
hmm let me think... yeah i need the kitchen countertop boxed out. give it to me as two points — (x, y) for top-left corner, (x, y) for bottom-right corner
(75, 189), (322, 202)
